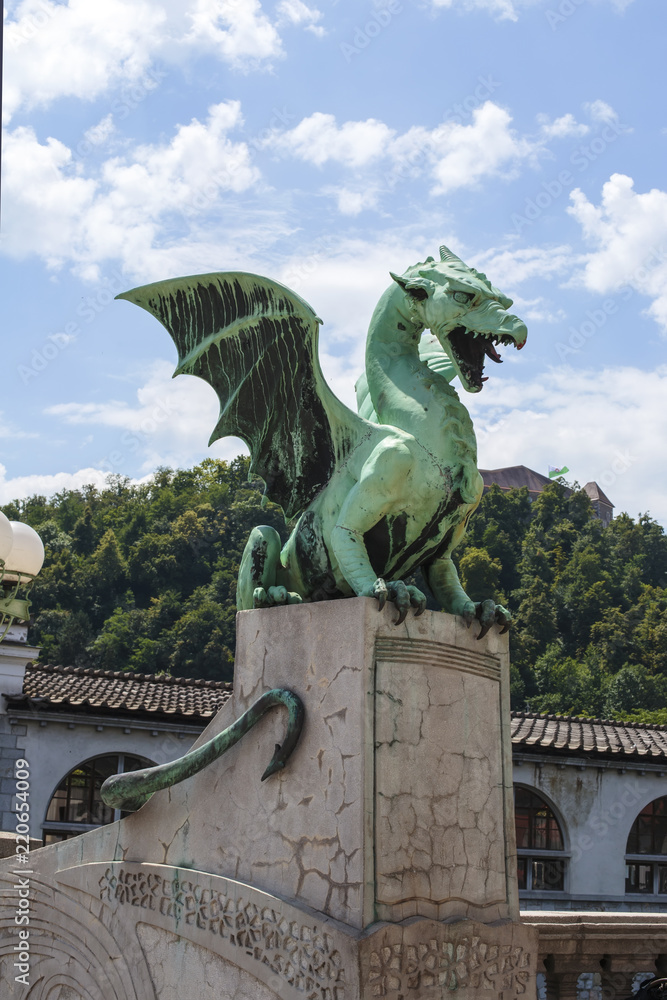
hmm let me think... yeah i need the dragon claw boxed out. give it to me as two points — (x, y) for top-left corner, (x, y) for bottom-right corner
(394, 606), (409, 626)
(467, 599), (512, 639)
(371, 579), (426, 626)
(373, 578), (388, 612)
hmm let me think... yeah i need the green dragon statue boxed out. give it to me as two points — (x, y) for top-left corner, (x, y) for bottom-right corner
(118, 245), (526, 637)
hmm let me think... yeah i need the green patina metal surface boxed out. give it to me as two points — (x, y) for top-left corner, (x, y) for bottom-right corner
(117, 245), (526, 636)
(100, 688), (304, 811)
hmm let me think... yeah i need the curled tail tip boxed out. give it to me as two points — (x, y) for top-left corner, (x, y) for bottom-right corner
(261, 744), (285, 781)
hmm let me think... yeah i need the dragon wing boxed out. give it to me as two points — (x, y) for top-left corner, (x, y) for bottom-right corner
(117, 271), (368, 519)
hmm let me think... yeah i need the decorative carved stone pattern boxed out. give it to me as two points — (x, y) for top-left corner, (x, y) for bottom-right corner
(367, 936), (531, 996)
(98, 867), (346, 1000)
(0, 870), (155, 1000)
(374, 637), (501, 682)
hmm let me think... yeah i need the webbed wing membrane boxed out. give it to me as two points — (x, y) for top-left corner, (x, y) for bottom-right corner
(117, 272), (368, 519)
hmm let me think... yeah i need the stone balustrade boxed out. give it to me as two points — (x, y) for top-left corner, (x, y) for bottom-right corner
(523, 912), (667, 999)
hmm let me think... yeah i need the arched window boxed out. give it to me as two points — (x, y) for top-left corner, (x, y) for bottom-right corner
(43, 753), (153, 844)
(626, 796), (667, 895)
(514, 786), (566, 892)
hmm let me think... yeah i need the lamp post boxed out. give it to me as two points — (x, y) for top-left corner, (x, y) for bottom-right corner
(0, 514), (45, 641)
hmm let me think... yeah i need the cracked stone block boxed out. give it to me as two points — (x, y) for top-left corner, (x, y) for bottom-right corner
(0, 599), (530, 1000)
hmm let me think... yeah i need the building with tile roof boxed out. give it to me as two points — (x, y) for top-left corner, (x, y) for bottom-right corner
(512, 711), (667, 762)
(0, 631), (231, 849)
(511, 711), (667, 912)
(582, 481), (615, 526)
(480, 466), (614, 525)
(11, 661), (232, 722)
(2, 633), (666, 911)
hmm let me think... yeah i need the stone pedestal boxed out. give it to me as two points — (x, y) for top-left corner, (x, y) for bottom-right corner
(0, 599), (537, 998)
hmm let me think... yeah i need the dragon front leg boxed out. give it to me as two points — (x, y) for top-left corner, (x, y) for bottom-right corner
(330, 443), (427, 625)
(425, 554), (511, 639)
(331, 523), (426, 625)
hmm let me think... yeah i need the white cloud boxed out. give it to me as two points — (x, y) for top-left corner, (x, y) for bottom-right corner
(467, 365), (667, 528)
(277, 0), (325, 36)
(185, 0), (283, 68)
(4, 0), (166, 122)
(428, 0), (633, 20)
(45, 360), (247, 474)
(0, 463), (112, 504)
(538, 113), (589, 139)
(584, 99), (621, 125)
(1, 102), (263, 280)
(1, 126), (98, 267)
(267, 102), (549, 201)
(567, 174), (667, 331)
(508, 296), (567, 324)
(0, 413), (36, 441)
(429, 0), (533, 20)
(427, 103), (539, 194)
(267, 113), (395, 168)
(472, 245), (575, 287)
(326, 187), (381, 216)
(4, 0), (318, 122)
(83, 114), (116, 148)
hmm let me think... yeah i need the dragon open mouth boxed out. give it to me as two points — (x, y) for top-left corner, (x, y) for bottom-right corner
(447, 326), (515, 391)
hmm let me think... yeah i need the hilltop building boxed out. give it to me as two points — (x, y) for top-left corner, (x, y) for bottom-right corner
(480, 465), (615, 526)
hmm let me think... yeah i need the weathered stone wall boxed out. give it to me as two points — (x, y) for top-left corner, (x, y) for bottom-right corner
(0, 600), (537, 999)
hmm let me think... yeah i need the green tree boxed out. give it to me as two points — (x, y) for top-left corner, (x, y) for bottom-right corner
(459, 547), (503, 604)
(167, 595), (235, 681)
(72, 506), (97, 555)
(1, 458), (664, 715)
(604, 665), (667, 717)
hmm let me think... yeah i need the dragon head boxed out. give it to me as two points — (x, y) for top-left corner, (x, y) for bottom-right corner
(390, 245), (527, 393)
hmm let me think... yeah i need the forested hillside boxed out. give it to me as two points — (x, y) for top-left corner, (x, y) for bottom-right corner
(3, 457), (666, 721)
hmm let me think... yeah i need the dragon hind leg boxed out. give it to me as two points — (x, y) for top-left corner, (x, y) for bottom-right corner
(237, 526), (302, 610)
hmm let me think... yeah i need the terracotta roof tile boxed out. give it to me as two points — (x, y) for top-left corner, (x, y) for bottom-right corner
(511, 712), (667, 762)
(7, 667), (667, 760)
(9, 663), (232, 720)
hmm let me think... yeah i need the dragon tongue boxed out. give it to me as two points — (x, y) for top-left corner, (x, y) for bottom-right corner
(484, 340), (503, 363)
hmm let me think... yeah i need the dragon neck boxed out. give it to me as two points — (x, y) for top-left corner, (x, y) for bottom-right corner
(365, 284), (479, 481)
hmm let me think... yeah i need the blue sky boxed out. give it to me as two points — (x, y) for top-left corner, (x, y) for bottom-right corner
(2, 0), (666, 525)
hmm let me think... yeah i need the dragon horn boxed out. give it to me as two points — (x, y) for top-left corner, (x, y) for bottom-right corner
(439, 245), (465, 265)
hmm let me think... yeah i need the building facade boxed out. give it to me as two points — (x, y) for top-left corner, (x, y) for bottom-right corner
(0, 629), (231, 852)
(2, 634), (666, 914)
(480, 465), (615, 525)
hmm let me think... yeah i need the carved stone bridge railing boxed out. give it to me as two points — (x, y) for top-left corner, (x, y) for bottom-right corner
(523, 912), (667, 999)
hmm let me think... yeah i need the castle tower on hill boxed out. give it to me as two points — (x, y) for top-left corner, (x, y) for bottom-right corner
(479, 465), (614, 526)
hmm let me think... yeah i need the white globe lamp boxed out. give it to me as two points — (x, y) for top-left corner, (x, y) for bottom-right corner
(0, 512), (13, 566)
(3, 521), (45, 582)
(0, 520), (45, 640)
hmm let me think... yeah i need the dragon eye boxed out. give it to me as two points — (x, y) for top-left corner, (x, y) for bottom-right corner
(453, 291), (474, 304)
